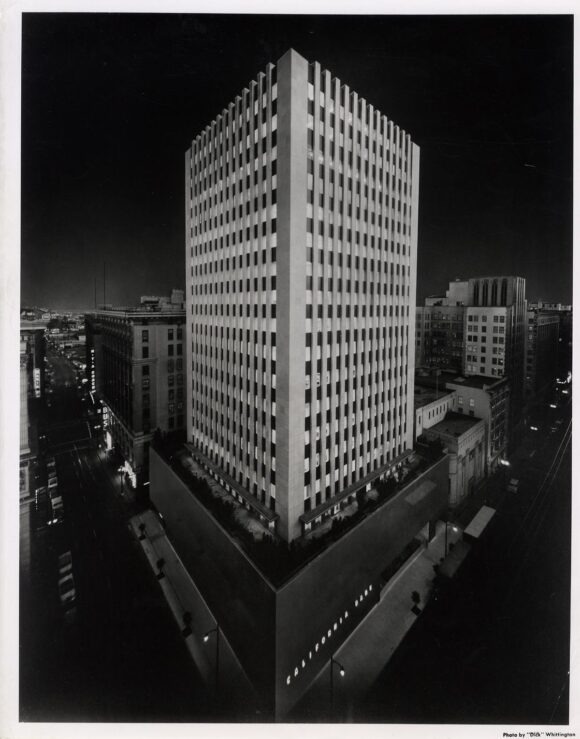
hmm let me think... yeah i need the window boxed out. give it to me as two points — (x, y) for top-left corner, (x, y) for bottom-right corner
(142, 347), (149, 359)
(142, 329), (149, 343)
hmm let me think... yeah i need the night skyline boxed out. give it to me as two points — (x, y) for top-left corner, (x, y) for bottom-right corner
(21, 14), (573, 310)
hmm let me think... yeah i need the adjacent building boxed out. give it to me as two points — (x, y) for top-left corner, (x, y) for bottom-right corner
(85, 293), (185, 487)
(524, 307), (560, 399)
(19, 323), (47, 499)
(186, 48), (419, 542)
(528, 301), (572, 382)
(415, 279), (467, 372)
(422, 411), (485, 508)
(446, 374), (510, 473)
(465, 276), (526, 425)
(417, 276), (525, 433)
(414, 385), (455, 442)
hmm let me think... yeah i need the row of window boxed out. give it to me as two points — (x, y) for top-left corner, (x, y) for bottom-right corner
(307, 62), (409, 148)
(307, 110), (405, 165)
(193, 78), (277, 154)
(466, 334), (506, 343)
(141, 327), (183, 342)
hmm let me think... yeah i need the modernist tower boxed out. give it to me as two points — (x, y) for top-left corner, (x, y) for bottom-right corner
(186, 49), (420, 541)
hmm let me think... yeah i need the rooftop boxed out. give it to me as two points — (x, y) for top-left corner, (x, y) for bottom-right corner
(415, 368), (459, 389)
(153, 436), (446, 588)
(20, 321), (49, 332)
(414, 386), (454, 410)
(429, 411), (483, 438)
(92, 305), (185, 320)
(445, 374), (505, 390)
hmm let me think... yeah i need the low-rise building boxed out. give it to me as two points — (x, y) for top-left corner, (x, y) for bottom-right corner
(422, 411), (485, 507)
(414, 385), (456, 442)
(445, 374), (509, 473)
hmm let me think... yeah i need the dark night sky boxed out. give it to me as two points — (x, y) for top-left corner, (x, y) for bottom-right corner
(21, 13), (573, 310)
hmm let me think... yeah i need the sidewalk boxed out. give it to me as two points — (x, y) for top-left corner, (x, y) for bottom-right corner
(128, 510), (261, 718)
(289, 520), (465, 720)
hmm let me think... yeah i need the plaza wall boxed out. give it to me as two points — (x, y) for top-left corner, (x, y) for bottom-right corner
(150, 448), (448, 718)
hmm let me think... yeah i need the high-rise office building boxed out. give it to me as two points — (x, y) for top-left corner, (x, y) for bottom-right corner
(186, 48), (419, 541)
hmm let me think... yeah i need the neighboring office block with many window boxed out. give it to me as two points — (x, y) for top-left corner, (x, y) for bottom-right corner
(186, 48), (419, 542)
(525, 308), (560, 398)
(86, 299), (185, 486)
(466, 276), (526, 424)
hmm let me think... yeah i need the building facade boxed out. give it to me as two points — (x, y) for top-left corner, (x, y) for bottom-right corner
(416, 304), (465, 372)
(86, 298), (185, 487)
(524, 308), (560, 398)
(528, 301), (572, 382)
(415, 280), (468, 372)
(19, 324), (47, 499)
(414, 386), (456, 442)
(465, 276), (526, 423)
(186, 48), (420, 542)
(445, 374), (510, 472)
(423, 412), (485, 507)
(417, 276), (525, 431)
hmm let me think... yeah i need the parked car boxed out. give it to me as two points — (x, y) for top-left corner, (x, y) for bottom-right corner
(49, 491), (63, 505)
(58, 574), (76, 606)
(58, 550), (73, 577)
(48, 497), (64, 526)
(48, 476), (58, 490)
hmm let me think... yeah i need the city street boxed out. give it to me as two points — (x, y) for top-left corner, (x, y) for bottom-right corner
(356, 393), (571, 724)
(20, 352), (211, 722)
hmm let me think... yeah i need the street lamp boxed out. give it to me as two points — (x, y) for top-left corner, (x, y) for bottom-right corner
(444, 519), (459, 557)
(203, 625), (220, 693)
(330, 655), (346, 711)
